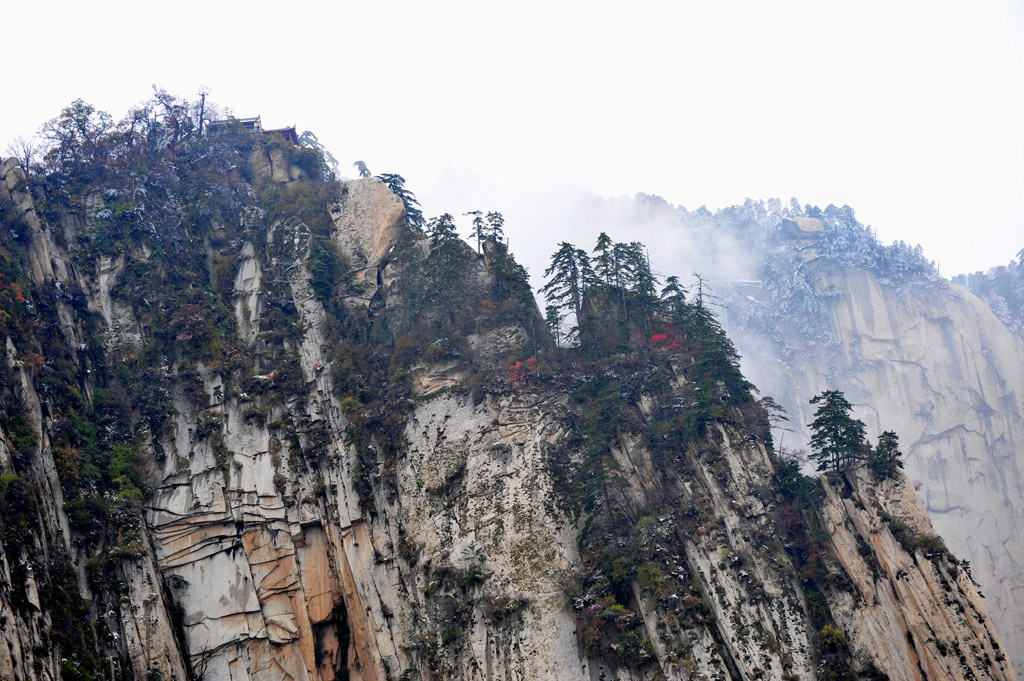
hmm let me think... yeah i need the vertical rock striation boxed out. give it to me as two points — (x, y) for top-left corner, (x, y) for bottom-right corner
(727, 226), (1024, 670)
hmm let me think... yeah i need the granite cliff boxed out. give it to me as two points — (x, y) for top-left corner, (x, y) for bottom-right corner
(702, 213), (1024, 673)
(0, 101), (1016, 680)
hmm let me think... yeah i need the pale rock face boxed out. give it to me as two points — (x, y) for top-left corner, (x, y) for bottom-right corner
(821, 468), (1013, 681)
(249, 146), (306, 184)
(780, 216), (826, 238)
(330, 179), (405, 271)
(0, 157), (53, 284)
(328, 177), (405, 306)
(233, 241), (263, 344)
(734, 254), (1024, 671)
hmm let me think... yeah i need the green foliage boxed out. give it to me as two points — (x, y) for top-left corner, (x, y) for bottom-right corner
(376, 173), (424, 229)
(773, 460), (820, 512)
(1, 411), (37, 469)
(636, 561), (666, 595)
(109, 441), (144, 500)
(421, 213), (473, 328)
(261, 178), (335, 236)
(42, 549), (104, 678)
(483, 241), (540, 342)
(867, 430), (904, 481)
(559, 360), (640, 519)
(808, 390), (867, 472)
(678, 297), (754, 403)
(576, 596), (656, 666)
(309, 240), (349, 303)
(887, 517), (950, 559)
(540, 242), (595, 339)
(0, 473), (38, 551)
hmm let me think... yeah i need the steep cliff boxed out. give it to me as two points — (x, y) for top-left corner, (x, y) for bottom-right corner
(0, 109), (1015, 681)
(714, 213), (1024, 673)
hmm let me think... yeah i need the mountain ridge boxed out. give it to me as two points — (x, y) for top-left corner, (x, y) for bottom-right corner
(0, 96), (1017, 680)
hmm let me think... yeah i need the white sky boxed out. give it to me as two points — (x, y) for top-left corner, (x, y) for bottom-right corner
(3, 0), (1023, 281)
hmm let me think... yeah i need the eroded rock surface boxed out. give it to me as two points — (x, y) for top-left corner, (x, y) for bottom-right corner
(730, 237), (1024, 670)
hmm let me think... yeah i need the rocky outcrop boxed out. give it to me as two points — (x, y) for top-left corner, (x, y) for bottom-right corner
(329, 179), (404, 276)
(822, 468), (1011, 681)
(249, 145), (306, 185)
(1, 156), (55, 284)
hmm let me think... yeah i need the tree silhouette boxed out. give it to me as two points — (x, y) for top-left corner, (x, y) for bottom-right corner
(659, 275), (687, 320)
(422, 213), (470, 327)
(376, 173), (424, 229)
(485, 212), (505, 244)
(353, 160), (371, 178)
(808, 390), (867, 472)
(867, 430), (904, 481)
(540, 242), (595, 341)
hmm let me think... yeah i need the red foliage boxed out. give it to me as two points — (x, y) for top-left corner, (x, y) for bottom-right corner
(648, 325), (684, 353)
(20, 353), (45, 368)
(508, 356), (538, 385)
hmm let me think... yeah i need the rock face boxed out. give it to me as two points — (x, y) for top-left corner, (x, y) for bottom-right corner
(0, 145), (1017, 681)
(723, 228), (1024, 672)
(822, 468), (1009, 681)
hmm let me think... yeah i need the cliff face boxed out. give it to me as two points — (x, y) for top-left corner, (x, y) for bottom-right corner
(723, 220), (1024, 673)
(0, 140), (1015, 681)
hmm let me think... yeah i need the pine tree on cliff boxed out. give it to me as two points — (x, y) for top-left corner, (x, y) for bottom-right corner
(464, 210), (505, 253)
(660, 275), (688, 320)
(684, 293), (753, 404)
(353, 160), (371, 178)
(540, 242), (595, 341)
(465, 210), (486, 253)
(867, 430), (904, 480)
(376, 173), (424, 229)
(808, 390), (867, 472)
(485, 211), (505, 244)
(423, 213), (470, 328)
(593, 232), (615, 286)
(622, 241), (658, 327)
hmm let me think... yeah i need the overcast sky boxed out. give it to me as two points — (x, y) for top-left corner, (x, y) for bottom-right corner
(3, 0), (1022, 282)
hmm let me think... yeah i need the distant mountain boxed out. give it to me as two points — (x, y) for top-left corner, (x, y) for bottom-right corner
(954, 250), (1024, 337)
(612, 194), (1024, 674)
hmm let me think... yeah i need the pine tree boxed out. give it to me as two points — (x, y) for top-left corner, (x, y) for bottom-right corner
(484, 212), (505, 244)
(593, 232), (615, 285)
(621, 241), (658, 324)
(465, 210), (486, 253)
(545, 305), (564, 347)
(867, 430), (904, 481)
(422, 213), (470, 327)
(684, 294), (753, 403)
(540, 242), (595, 342)
(808, 390), (867, 472)
(465, 210), (505, 253)
(353, 161), (371, 178)
(660, 275), (687, 320)
(376, 173), (424, 229)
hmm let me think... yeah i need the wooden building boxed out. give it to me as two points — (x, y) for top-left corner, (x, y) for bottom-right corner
(206, 116), (298, 144)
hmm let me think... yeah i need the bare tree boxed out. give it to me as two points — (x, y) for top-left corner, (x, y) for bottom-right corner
(5, 134), (39, 172)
